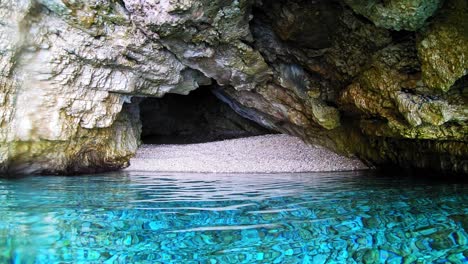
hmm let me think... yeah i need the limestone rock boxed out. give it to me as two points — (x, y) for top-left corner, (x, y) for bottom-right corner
(341, 41), (467, 141)
(260, 0), (341, 49)
(124, 0), (272, 90)
(0, 0), (207, 174)
(344, 0), (443, 31)
(0, 0), (467, 175)
(6, 102), (141, 175)
(417, 0), (468, 92)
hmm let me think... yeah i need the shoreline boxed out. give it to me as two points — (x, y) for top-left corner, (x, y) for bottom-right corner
(126, 134), (369, 173)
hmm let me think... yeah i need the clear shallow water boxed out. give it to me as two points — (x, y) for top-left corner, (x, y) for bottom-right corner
(0, 171), (467, 263)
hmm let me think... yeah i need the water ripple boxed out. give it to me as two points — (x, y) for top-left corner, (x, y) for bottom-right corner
(0, 171), (467, 263)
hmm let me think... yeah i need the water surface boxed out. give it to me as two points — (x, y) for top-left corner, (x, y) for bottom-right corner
(0, 171), (467, 263)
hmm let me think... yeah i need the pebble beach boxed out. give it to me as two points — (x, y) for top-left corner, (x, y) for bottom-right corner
(126, 134), (368, 173)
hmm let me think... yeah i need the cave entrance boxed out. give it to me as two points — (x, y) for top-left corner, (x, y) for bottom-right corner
(139, 87), (272, 144)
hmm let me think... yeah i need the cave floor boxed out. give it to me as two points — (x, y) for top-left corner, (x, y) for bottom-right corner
(126, 134), (368, 173)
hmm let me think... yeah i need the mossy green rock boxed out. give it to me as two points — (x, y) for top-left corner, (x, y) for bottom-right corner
(341, 41), (467, 141)
(344, 0), (443, 31)
(417, 0), (468, 92)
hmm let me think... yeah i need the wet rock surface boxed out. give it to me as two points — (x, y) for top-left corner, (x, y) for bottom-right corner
(0, 0), (466, 175)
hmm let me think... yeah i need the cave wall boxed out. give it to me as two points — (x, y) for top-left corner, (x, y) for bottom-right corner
(230, 0), (468, 173)
(0, 0), (466, 175)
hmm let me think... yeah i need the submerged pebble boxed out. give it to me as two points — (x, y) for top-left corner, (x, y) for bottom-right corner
(0, 171), (466, 263)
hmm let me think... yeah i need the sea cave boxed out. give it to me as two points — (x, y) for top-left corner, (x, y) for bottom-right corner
(0, 0), (467, 262)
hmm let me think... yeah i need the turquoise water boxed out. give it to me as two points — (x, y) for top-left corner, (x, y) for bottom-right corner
(0, 171), (467, 263)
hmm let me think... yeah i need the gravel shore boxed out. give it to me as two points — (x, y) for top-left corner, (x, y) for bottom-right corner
(126, 134), (368, 173)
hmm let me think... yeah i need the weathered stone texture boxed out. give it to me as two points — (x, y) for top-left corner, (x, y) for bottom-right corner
(124, 0), (272, 90)
(0, 0), (204, 174)
(417, 0), (468, 92)
(341, 41), (467, 140)
(0, 0), (466, 175)
(344, 0), (443, 31)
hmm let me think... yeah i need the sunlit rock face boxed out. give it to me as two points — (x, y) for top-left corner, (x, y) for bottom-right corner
(0, 0), (466, 175)
(0, 0), (206, 174)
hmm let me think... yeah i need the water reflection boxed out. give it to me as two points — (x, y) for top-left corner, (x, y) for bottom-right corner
(0, 171), (467, 263)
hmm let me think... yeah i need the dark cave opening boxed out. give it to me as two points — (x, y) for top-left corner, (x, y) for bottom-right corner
(139, 87), (273, 144)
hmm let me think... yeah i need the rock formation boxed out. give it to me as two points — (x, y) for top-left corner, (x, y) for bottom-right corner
(0, 0), (466, 175)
